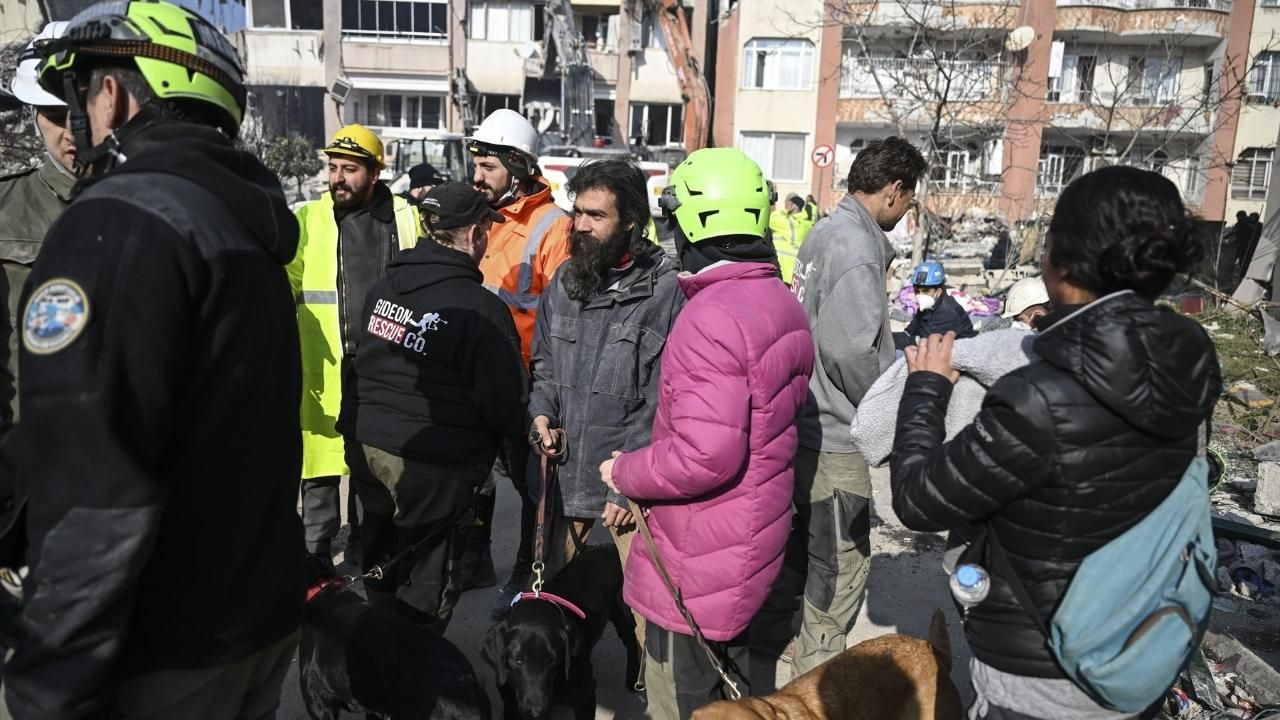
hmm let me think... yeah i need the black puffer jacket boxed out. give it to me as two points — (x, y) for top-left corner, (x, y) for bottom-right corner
(890, 290), (1220, 678)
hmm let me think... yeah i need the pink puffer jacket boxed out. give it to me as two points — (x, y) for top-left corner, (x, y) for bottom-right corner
(612, 261), (814, 641)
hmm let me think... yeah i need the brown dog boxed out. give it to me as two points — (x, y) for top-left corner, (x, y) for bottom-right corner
(693, 610), (963, 720)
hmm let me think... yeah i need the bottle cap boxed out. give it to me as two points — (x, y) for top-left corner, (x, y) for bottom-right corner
(956, 565), (981, 587)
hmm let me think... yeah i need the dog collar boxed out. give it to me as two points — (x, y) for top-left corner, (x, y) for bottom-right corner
(511, 591), (587, 620)
(305, 576), (348, 604)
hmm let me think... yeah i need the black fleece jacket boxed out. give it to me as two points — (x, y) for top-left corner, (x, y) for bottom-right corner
(340, 240), (528, 471)
(890, 291), (1220, 678)
(4, 120), (305, 719)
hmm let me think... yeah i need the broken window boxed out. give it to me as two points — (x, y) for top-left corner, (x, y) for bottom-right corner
(742, 38), (815, 91)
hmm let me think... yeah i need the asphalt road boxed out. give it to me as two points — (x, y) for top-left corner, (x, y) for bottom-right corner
(277, 465), (973, 719)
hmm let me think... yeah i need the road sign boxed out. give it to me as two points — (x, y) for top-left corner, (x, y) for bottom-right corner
(811, 144), (835, 168)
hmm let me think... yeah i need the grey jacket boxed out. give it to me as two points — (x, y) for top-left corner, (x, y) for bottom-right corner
(528, 243), (684, 517)
(791, 195), (896, 453)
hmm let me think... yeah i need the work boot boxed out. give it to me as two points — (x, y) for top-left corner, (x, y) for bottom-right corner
(459, 547), (496, 591)
(309, 551), (335, 576)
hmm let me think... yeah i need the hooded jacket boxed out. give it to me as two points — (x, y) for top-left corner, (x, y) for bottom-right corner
(4, 120), (305, 719)
(890, 291), (1221, 678)
(340, 240), (528, 469)
(613, 262), (814, 641)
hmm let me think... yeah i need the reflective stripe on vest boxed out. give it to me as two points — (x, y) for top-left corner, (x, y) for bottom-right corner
(486, 205), (565, 310)
(298, 290), (338, 305)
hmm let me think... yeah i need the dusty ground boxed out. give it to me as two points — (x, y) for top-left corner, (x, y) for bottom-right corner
(277, 464), (972, 719)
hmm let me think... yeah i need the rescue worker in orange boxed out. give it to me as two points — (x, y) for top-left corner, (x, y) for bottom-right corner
(458, 109), (571, 618)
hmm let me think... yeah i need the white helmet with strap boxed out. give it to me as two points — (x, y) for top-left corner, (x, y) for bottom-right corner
(10, 22), (67, 107)
(466, 109), (539, 180)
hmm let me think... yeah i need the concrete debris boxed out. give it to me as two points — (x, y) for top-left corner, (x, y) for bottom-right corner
(1216, 566), (1235, 593)
(1201, 631), (1280, 707)
(1236, 541), (1275, 568)
(1255, 462), (1280, 516)
(1226, 382), (1274, 409)
(1252, 439), (1280, 462)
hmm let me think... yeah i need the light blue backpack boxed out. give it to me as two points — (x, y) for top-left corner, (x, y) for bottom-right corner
(988, 455), (1217, 712)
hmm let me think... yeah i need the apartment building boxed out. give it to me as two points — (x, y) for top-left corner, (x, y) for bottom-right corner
(233, 0), (688, 158)
(1, 0), (45, 43)
(822, 0), (1278, 224)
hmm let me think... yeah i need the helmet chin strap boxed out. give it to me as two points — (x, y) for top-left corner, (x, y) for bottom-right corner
(61, 70), (130, 176)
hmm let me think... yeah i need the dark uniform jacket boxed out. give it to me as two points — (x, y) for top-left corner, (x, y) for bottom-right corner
(4, 120), (305, 719)
(339, 240), (528, 469)
(890, 291), (1220, 678)
(527, 243), (684, 517)
(335, 183), (405, 356)
(0, 161), (74, 428)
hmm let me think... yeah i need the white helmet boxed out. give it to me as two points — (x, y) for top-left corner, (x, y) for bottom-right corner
(10, 22), (67, 107)
(1002, 277), (1050, 319)
(466, 108), (538, 160)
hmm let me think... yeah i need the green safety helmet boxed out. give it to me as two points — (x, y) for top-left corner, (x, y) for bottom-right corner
(659, 148), (770, 243)
(35, 0), (246, 144)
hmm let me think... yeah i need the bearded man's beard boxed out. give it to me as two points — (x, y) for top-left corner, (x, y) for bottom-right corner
(564, 226), (633, 300)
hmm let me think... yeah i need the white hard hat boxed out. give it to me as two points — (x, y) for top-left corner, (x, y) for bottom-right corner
(10, 22), (68, 107)
(1003, 277), (1050, 318)
(466, 108), (538, 160)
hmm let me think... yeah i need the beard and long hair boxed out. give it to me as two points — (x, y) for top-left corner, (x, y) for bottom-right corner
(563, 224), (648, 300)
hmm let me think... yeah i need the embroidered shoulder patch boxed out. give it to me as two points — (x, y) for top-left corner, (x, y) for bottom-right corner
(23, 279), (90, 355)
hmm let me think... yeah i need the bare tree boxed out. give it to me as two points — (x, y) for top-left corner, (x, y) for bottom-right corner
(789, 0), (1028, 263)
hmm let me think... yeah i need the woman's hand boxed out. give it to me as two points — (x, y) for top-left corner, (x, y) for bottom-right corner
(905, 332), (960, 383)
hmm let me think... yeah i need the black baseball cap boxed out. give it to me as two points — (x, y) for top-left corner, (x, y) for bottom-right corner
(409, 162), (447, 189)
(420, 182), (505, 231)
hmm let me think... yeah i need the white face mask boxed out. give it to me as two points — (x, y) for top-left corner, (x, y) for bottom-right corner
(916, 293), (936, 312)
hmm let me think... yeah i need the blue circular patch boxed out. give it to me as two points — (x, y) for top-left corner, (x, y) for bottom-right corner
(23, 279), (90, 355)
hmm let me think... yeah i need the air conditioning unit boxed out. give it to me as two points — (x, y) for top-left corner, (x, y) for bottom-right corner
(330, 78), (353, 105)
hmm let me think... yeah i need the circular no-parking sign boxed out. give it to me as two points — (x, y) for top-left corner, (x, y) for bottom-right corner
(811, 144), (835, 168)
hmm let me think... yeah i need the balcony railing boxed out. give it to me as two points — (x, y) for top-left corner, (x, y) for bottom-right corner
(839, 56), (1008, 101)
(1056, 0), (1232, 11)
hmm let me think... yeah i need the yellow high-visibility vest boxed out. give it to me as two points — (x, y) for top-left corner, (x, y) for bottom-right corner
(287, 191), (420, 479)
(770, 208), (812, 285)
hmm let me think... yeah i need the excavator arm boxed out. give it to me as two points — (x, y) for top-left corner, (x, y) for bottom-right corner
(647, 0), (710, 151)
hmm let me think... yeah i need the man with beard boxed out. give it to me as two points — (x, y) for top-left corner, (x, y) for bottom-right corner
(289, 124), (421, 571)
(459, 109), (572, 617)
(527, 158), (683, 603)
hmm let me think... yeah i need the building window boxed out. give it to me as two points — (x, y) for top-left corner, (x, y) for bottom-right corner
(629, 102), (683, 146)
(1250, 52), (1280, 102)
(250, 0), (324, 29)
(740, 131), (806, 181)
(1049, 54), (1097, 103)
(577, 11), (620, 50)
(742, 38), (814, 91)
(478, 94), (521, 117)
(352, 93), (445, 129)
(1232, 148), (1273, 200)
(342, 0), (449, 39)
(1037, 146), (1085, 196)
(1126, 56), (1181, 105)
(641, 10), (666, 51)
(469, 0), (534, 42)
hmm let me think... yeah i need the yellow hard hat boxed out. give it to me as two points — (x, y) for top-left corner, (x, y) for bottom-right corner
(324, 124), (384, 169)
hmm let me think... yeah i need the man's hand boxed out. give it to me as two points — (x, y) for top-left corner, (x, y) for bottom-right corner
(905, 331), (960, 383)
(531, 415), (556, 450)
(600, 450), (622, 493)
(601, 501), (635, 529)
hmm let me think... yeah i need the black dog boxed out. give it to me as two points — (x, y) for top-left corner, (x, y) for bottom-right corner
(299, 555), (491, 720)
(481, 544), (642, 720)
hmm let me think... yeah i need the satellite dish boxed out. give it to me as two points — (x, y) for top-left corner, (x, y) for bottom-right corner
(1005, 26), (1035, 52)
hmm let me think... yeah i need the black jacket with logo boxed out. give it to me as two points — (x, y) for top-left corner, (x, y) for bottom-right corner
(890, 291), (1220, 678)
(339, 240), (528, 470)
(4, 120), (305, 719)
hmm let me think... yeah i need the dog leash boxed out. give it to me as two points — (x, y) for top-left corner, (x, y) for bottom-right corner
(342, 492), (478, 587)
(529, 427), (568, 594)
(627, 498), (743, 701)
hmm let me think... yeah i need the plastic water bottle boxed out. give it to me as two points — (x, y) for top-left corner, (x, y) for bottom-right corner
(950, 563), (990, 609)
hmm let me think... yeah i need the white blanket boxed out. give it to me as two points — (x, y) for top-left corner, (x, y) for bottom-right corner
(849, 329), (1038, 466)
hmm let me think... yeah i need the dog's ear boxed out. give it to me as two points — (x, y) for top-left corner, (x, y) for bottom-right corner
(482, 620), (510, 686)
(562, 625), (586, 681)
(927, 608), (953, 674)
